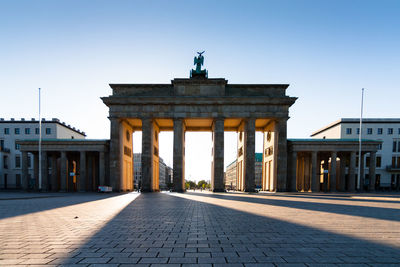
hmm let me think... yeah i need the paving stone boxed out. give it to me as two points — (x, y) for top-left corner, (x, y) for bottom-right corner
(138, 257), (169, 264)
(79, 257), (111, 264)
(168, 257), (197, 263)
(0, 192), (400, 266)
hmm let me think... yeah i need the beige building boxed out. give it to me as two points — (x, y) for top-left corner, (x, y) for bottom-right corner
(311, 118), (400, 189)
(0, 118), (85, 189)
(225, 153), (263, 190)
(133, 153), (172, 190)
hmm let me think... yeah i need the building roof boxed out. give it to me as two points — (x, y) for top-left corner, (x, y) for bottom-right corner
(0, 118), (86, 136)
(311, 118), (400, 137)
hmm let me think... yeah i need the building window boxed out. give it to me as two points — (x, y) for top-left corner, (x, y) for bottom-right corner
(45, 128), (51, 135)
(15, 128), (20, 135)
(388, 128), (393, 135)
(25, 128), (30, 135)
(378, 143), (382, 150)
(16, 174), (21, 187)
(394, 141), (397, 152)
(346, 128), (352, 135)
(35, 128), (39, 134)
(376, 156), (381, 168)
(3, 155), (8, 169)
(377, 128), (383, 135)
(15, 155), (21, 168)
(15, 143), (20, 150)
(356, 128), (360, 135)
(4, 128), (9, 135)
(398, 141), (400, 152)
(28, 155), (31, 168)
(367, 128), (372, 135)
(398, 128), (400, 135)
(366, 156), (370, 167)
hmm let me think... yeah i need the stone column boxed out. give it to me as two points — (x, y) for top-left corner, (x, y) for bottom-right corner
(212, 118), (224, 192)
(244, 118), (255, 192)
(173, 118), (185, 192)
(322, 158), (329, 192)
(330, 151), (337, 192)
(359, 153), (365, 191)
(99, 151), (105, 187)
(60, 151), (67, 192)
(141, 118), (153, 192)
(348, 151), (356, 192)
(87, 154), (94, 191)
(78, 151), (86, 192)
(51, 154), (58, 191)
(109, 117), (122, 191)
(289, 151), (297, 192)
(369, 151), (376, 192)
(311, 151), (319, 192)
(33, 153), (39, 190)
(21, 151), (29, 190)
(339, 154), (346, 191)
(40, 151), (48, 191)
(276, 118), (288, 191)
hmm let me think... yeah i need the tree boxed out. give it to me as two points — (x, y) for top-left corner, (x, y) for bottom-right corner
(197, 180), (207, 189)
(185, 180), (196, 189)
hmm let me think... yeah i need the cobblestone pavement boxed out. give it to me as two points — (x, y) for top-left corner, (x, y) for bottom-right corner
(0, 191), (399, 266)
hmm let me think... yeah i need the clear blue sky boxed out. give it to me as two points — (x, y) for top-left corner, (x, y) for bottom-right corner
(1, 0), (399, 181)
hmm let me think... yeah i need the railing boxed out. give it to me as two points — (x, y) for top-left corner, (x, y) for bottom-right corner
(0, 147), (10, 153)
(386, 165), (400, 172)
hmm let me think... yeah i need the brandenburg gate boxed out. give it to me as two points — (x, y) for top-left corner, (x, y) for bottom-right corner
(102, 53), (297, 192)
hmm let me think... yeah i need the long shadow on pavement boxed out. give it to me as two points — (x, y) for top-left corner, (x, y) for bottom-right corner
(261, 192), (400, 205)
(186, 192), (400, 223)
(57, 192), (400, 266)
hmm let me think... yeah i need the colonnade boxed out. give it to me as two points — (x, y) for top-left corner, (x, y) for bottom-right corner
(289, 150), (378, 192)
(17, 140), (109, 192)
(20, 150), (105, 192)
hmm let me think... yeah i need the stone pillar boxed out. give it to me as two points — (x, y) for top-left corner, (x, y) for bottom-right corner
(173, 118), (185, 192)
(339, 154), (346, 192)
(40, 151), (48, 191)
(99, 151), (105, 187)
(109, 117), (122, 191)
(87, 154), (94, 191)
(322, 158), (329, 192)
(141, 118), (153, 192)
(369, 151), (376, 192)
(348, 151), (356, 192)
(60, 151), (67, 192)
(33, 153), (39, 190)
(311, 151), (319, 192)
(359, 153), (365, 191)
(78, 151), (86, 192)
(244, 118), (255, 192)
(21, 151), (29, 190)
(276, 118), (288, 191)
(51, 154), (57, 191)
(289, 151), (297, 192)
(212, 118), (224, 192)
(330, 151), (337, 192)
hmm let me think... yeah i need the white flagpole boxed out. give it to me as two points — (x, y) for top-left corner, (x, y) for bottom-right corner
(38, 88), (42, 190)
(357, 88), (364, 190)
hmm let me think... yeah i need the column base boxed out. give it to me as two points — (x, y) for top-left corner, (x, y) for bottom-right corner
(244, 189), (257, 193)
(212, 189), (225, 192)
(172, 189), (185, 193)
